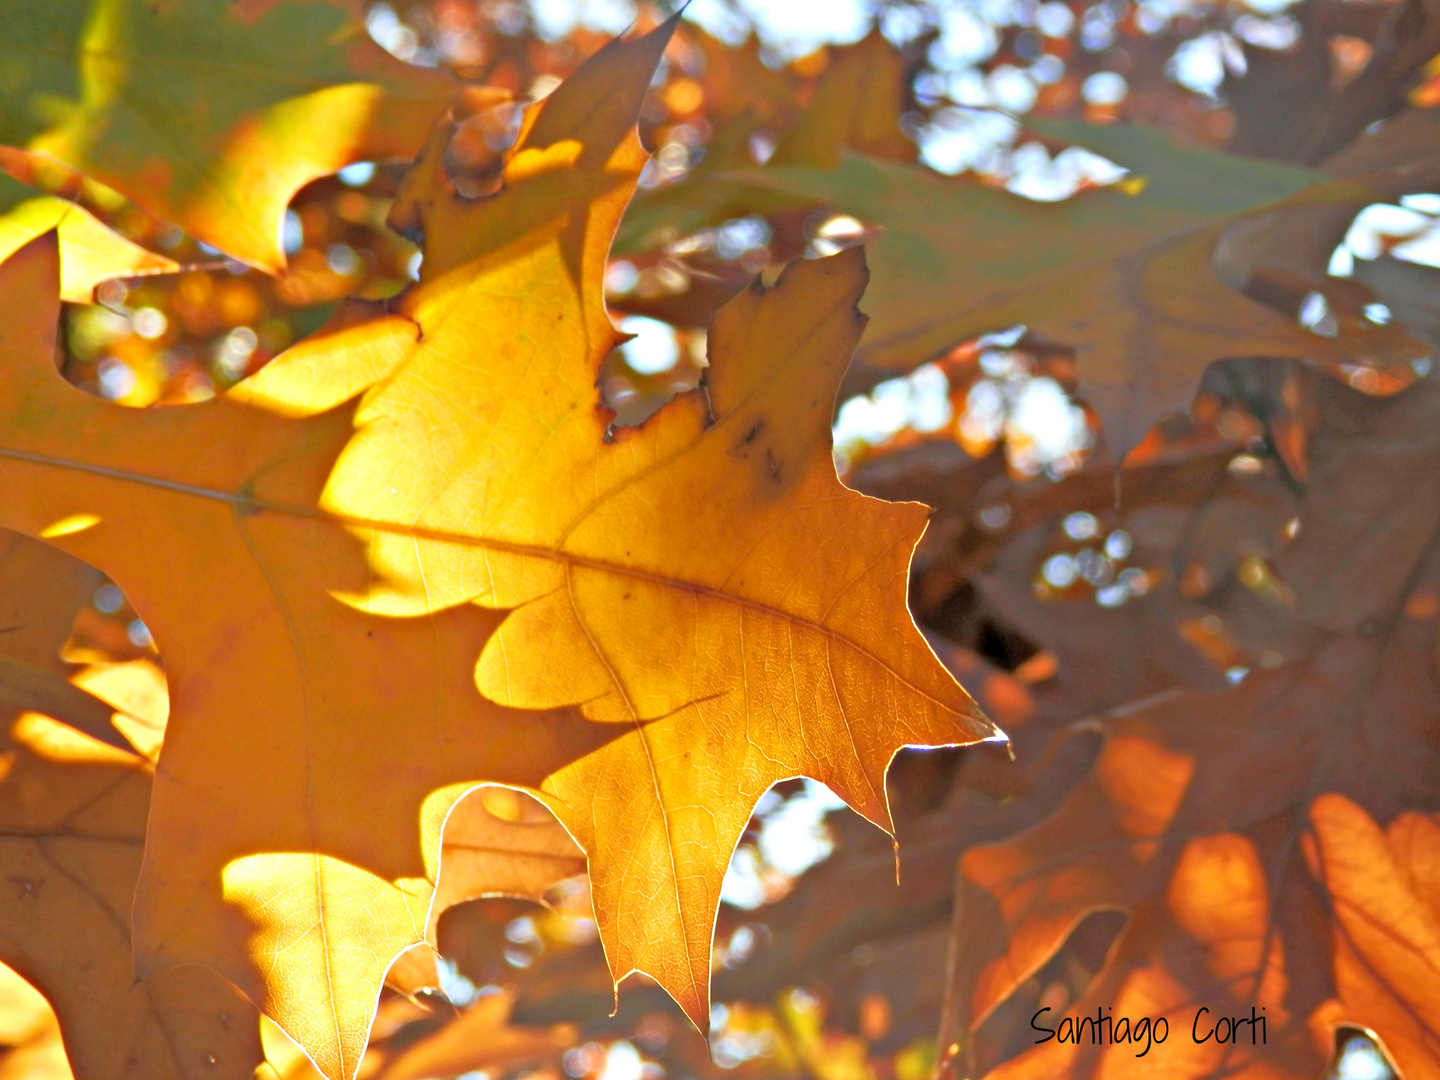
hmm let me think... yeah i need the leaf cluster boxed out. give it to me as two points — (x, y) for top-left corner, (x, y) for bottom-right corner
(0, 5), (1438, 1080)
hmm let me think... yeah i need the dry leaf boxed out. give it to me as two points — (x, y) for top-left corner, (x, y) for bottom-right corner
(372, 988), (567, 1080)
(0, 530), (267, 1080)
(430, 786), (586, 938)
(706, 125), (1429, 453)
(0, 18), (991, 1079)
(766, 30), (916, 169)
(381, 946), (442, 1000)
(939, 368), (1440, 1080)
(1309, 794), (1440, 1078)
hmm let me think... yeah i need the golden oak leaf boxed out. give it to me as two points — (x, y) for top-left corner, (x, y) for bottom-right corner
(0, 235), (481, 1079)
(0, 530), (268, 1080)
(0, 18), (991, 1080)
(342, 142), (992, 1029)
(0, 0), (456, 271)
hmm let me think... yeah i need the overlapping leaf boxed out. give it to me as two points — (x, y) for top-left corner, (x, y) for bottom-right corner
(615, 29), (914, 260)
(429, 787), (586, 940)
(0, 0), (456, 271)
(0, 530), (267, 1080)
(939, 368), (1440, 1080)
(0, 18), (992, 1080)
(729, 126), (1430, 454)
(371, 988), (567, 1080)
(0, 171), (175, 302)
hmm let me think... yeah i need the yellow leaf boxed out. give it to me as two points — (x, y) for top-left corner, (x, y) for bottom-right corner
(0, 174), (175, 302)
(1311, 794), (1440, 1080)
(0, 18), (992, 1078)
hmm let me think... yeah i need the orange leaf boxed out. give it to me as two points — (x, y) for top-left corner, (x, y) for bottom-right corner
(0, 531), (267, 1080)
(1310, 794), (1440, 1079)
(0, 18), (993, 1079)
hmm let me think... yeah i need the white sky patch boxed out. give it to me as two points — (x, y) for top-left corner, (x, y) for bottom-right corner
(1008, 377), (1089, 469)
(758, 780), (847, 876)
(1331, 196), (1440, 276)
(1334, 1036), (1395, 1080)
(833, 363), (955, 463)
(1168, 31), (1245, 96)
(687, 0), (872, 57)
(720, 781), (848, 909)
(598, 1041), (644, 1080)
(920, 108), (1019, 176)
(530, 0), (636, 40)
(619, 315), (681, 374)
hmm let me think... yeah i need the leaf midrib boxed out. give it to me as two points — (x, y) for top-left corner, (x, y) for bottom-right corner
(0, 444), (971, 717)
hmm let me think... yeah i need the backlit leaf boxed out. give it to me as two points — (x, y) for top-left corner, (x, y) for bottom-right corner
(0, 0), (457, 271)
(0, 530), (267, 1080)
(0, 172), (175, 302)
(429, 786), (586, 939)
(0, 18), (991, 1078)
(939, 369), (1440, 1080)
(735, 127), (1429, 454)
